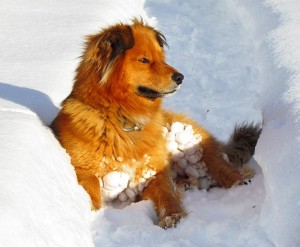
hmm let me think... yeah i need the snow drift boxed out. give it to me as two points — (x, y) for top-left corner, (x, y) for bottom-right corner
(0, 112), (93, 246)
(252, 1), (300, 246)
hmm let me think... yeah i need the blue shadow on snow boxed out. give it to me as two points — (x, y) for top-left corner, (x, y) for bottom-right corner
(0, 82), (59, 125)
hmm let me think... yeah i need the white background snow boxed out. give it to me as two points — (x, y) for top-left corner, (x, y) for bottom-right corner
(0, 0), (299, 246)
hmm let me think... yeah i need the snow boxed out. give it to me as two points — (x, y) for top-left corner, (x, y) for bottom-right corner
(0, 112), (93, 246)
(0, 0), (299, 246)
(252, 1), (300, 246)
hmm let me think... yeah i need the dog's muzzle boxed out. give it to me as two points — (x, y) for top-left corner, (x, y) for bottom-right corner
(137, 72), (184, 99)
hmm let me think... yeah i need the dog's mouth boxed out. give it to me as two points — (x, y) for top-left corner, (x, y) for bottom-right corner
(137, 86), (179, 99)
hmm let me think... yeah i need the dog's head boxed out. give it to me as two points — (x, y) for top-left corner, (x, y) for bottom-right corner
(76, 19), (183, 105)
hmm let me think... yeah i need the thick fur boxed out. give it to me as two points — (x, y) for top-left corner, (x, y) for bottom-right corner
(223, 123), (262, 168)
(51, 20), (260, 228)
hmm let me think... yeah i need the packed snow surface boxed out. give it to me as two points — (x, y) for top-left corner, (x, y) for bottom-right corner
(0, 0), (299, 246)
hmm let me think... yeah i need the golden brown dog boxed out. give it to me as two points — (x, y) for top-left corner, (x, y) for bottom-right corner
(51, 19), (260, 228)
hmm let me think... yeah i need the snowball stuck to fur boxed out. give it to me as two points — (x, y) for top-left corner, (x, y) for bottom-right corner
(186, 152), (202, 164)
(178, 158), (188, 169)
(166, 122), (214, 189)
(100, 166), (157, 205)
(125, 188), (136, 201)
(101, 172), (130, 201)
(170, 122), (185, 133)
(185, 166), (200, 178)
(175, 131), (194, 145)
(118, 192), (128, 202)
(102, 171), (129, 190)
(167, 141), (178, 151)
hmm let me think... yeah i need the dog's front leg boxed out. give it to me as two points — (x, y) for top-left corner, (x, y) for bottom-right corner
(77, 171), (102, 210)
(142, 168), (185, 229)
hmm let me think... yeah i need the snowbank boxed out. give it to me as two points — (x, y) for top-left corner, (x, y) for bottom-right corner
(250, 1), (300, 246)
(0, 111), (93, 246)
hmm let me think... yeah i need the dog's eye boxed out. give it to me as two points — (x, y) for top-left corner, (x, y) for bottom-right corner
(139, 58), (150, 64)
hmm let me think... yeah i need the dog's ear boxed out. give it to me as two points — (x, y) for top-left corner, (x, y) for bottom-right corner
(155, 31), (168, 48)
(97, 25), (134, 61)
(109, 26), (134, 59)
(85, 25), (134, 63)
(83, 24), (134, 83)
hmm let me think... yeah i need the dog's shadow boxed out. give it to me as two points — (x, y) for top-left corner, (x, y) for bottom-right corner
(0, 82), (59, 125)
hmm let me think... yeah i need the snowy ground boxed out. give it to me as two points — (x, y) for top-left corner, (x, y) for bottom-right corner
(0, 0), (299, 246)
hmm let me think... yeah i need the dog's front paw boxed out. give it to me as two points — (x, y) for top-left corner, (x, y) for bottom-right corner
(159, 213), (185, 229)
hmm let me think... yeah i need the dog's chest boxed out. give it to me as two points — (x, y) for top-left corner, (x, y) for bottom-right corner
(95, 123), (167, 205)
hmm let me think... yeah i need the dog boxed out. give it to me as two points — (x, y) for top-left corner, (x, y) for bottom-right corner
(51, 19), (261, 228)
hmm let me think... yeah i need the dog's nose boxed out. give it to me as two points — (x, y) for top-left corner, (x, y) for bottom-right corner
(172, 72), (184, 85)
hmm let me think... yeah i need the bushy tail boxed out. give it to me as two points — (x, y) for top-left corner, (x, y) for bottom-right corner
(223, 123), (262, 167)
